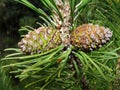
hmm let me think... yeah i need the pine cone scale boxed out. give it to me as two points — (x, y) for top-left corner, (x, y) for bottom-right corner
(70, 23), (113, 51)
(18, 27), (62, 54)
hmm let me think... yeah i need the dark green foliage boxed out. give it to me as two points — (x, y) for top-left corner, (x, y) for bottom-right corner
(0, 0), (38, 59)
(0, 0), (41, 89)
(0, 66), (12, 90)
(0, 0), (37, 47)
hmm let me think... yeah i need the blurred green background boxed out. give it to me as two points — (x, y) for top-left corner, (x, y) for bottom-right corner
(0, 0), (43, 59)
(0, 0), (43, 90)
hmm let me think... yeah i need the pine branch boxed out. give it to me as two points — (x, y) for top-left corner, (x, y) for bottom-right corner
(2, 0), (120, 90)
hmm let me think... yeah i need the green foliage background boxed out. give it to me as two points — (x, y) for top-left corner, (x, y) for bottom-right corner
(0, 0), (39, 59)
(0, 0), (39, 90)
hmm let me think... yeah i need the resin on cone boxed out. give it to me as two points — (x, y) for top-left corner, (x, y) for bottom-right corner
(70, 23), (113, 51)
(18, 27), (62, 54)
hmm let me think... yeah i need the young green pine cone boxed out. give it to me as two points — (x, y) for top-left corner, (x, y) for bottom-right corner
(18, 27), (62, 54)
(70, 23), (113, 51)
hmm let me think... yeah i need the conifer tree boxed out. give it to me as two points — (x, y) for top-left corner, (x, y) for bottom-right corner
(1, 0), (120, 90)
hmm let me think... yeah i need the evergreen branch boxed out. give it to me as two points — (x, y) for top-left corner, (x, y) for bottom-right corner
(73, 60), (80, 80)
(94, 60), (112, 72)
(41, 0), (63, 21)
(0, 67), (13, 90)
(2, 0), (120, 89)
(15, 0), (53, 25)
(78, 51), (109, 81)
(8, 45), (64, 81)
(18, 26), (34, 35)
(69, 0), (76, 23)
(22, 48), (71, 82)
(2, 45), (63, 61)
(22, 45), (64, 69)
(50, 0), (63, 21)
(73, 51), (93, 70)
(2, 55), (49, 68)
(24, 48), (72, 89)
(39, 16), (53, 27)
(75, 0), (91, 13)
(57, 48), (72, 77)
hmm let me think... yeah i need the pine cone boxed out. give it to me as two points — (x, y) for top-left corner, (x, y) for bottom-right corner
(70, 23), (113, 51)
(18, 27), (62, 54)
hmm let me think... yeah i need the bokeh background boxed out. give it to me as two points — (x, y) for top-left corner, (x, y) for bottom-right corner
(0, 0), (43, 59)
(0, 1), (44, 89)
